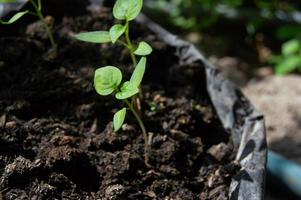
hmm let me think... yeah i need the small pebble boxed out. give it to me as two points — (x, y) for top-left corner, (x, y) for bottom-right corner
(105, 184), (125, 200)
(207, 143), (229, 161)
(5, 121), (17, 129)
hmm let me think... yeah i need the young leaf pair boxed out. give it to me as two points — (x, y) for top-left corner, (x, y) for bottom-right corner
(73, 0), (152, 57)
(74, 0), (142, 41)
(74, 30), (152, 56)
(94, 57), (146, 132)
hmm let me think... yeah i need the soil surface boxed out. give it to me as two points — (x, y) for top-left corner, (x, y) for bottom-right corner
(0, 3), (238, 199)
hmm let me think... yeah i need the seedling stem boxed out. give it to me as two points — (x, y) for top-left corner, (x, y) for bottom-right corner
(124, 99), (150, 166)
(125, 20), (137, 66)
(29, 0), (57, 55)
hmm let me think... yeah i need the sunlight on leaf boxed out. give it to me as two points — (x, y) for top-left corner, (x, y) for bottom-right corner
(282, 39), (301, 56)
(109, 24), (126, 43)
(113, 107), (127, 132)
(115, 81), (139, 99)
(276, 56), (301, 75)
(0, 0), (18, 3)
(134, 41), (152, 56)
(0, 10), (28, 25)
(94, 66), (122, 95)
(73, 31), (111, 43)
(113, 0), (143, 21)
(130, 57), (146, 87)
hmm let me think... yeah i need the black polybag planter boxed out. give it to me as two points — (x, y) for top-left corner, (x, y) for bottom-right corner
(137, 15), (267, 200)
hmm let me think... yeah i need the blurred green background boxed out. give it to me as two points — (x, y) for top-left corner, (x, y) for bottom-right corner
(144, 0), (301, 76)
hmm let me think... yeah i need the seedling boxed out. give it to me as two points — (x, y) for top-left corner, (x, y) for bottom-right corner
(73, 0), (153, 166)
(0, 0), (57, 55)
(73, 0), (152, 66)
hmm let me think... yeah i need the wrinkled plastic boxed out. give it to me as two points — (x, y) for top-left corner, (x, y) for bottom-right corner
(136, 15), (267, 200)
(0, 2), (267, 199)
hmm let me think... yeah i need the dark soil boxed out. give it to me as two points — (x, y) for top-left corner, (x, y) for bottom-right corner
(0, 3), (238, 199)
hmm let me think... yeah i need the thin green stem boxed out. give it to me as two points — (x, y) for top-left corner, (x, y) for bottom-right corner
(125, 20), (137, 66)
(117, 40), (129, 49)
(37, 12), (57, 54)
(29, 0), (57, 55)
(37, 0), (42, 11)
(123, 20), (147, 165)
(124, 20), (143, 101)
(124, 99), (150, 166)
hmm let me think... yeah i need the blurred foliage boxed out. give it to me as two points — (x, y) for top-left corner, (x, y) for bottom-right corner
(272, 24), (301, 75)
(145, 0), (298, 32)
(145, 0), (301, 75)
(270, 39), (301, 74)
(277, 25), (301, 40)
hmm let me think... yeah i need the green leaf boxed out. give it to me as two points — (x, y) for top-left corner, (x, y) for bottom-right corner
(268, 55), (282, 64)
(275, 56), (301, 75)
(0, 0), (18, 3)
(113, 0), (143, 21)
(0, 10), (28, 25)
(73, 31), (111, 43)
(113, 107), (127, 132)
(276, 25), (301, 40)
(115, 81), (139, 99)
(282, 39), (301, 56)
(109, 24), (126, 43)
(94, 66), (122, 95)
(130, 57), (146, 87)
(134, 41), (152, 56)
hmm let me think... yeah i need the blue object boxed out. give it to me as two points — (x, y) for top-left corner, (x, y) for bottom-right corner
(267, 151), (301, 197)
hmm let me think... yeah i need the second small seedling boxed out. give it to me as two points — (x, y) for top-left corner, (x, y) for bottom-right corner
(0, 0), (57, 55)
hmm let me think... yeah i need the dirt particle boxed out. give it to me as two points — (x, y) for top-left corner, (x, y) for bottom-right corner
(105, 184), (125, 200)
(207, 143), (230, 161)
(0, 114), (6, 128)
(5, 121), (16, 129)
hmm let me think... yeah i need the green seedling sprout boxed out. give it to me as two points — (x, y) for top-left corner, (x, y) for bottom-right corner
(73, 0), (152, 66)
(0, 0), (57, 55)
(73, 0), (153, 166)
